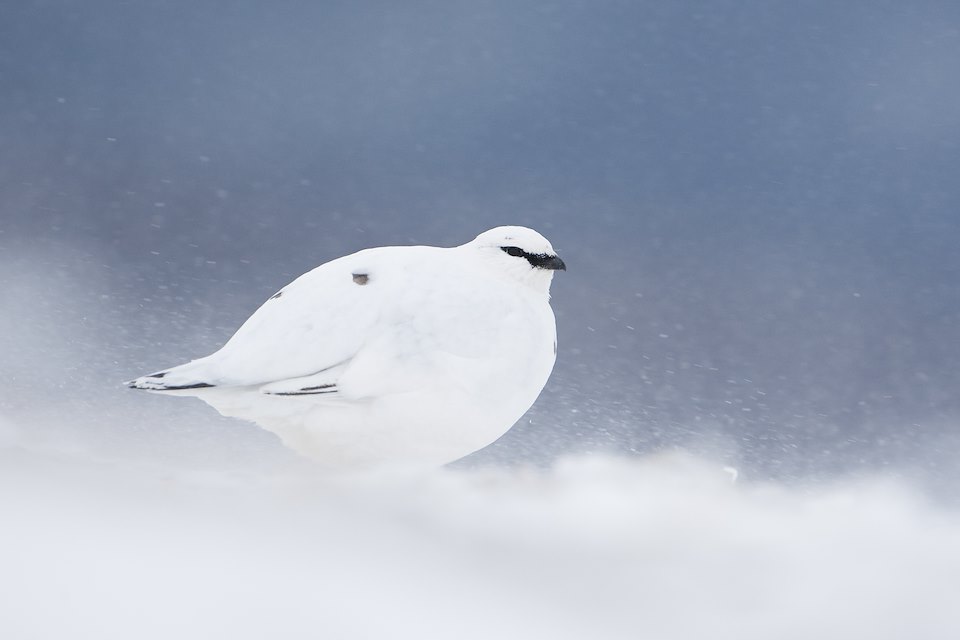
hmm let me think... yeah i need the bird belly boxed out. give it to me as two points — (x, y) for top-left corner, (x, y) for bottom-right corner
(193, 329), (555, 470)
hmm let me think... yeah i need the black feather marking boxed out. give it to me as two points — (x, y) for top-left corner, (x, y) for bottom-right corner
(156, 382), (216, 391)
(148, 372), (167, 379)
(269, 291), (283, 300)
(269, 383), (337, 396)
(352, 273), (369, 285)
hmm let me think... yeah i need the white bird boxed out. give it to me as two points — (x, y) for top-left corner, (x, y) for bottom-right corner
(128, 226), (565, 470)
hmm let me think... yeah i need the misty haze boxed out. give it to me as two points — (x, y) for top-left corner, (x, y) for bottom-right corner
(2, 1), (960, 639)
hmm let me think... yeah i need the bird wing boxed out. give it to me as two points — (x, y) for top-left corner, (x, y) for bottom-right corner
(129, 249), (393, 391)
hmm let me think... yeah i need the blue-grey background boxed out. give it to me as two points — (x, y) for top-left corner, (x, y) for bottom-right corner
(2, 0), (959, 484)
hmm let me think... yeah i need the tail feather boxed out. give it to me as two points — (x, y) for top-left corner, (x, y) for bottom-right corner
(126, 361), (217, 391)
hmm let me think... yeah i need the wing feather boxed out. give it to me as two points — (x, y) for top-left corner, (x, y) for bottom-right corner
(205, 252), (385, 386)
(129, 250), (387, 390)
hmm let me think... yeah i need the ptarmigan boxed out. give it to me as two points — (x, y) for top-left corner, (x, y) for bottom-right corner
(128, 226), (565, 470)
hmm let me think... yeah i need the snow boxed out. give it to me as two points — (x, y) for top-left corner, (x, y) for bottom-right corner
(2, 441), (958, 640)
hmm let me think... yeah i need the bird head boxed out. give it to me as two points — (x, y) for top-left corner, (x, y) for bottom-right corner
(466, 226), (566, 294)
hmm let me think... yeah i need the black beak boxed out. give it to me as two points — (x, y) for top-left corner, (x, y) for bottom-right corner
(535, 254), (566, 271)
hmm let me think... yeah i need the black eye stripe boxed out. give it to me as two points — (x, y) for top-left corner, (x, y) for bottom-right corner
(500, 245), (566, 271)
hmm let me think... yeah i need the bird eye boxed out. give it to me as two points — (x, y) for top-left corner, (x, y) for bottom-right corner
(501, 246), (525, 257)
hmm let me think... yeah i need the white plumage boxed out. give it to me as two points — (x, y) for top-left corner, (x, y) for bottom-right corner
(128, 226), (565, 469)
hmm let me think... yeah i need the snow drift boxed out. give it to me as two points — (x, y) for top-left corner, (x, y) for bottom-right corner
(2, 442), (957, 640)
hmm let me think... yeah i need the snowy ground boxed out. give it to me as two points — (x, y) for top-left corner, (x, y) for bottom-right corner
(3, 425), (959, 640)
(2, 250), (959, 639)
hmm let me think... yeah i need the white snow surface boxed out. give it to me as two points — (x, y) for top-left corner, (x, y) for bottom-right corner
(2, 439), (958, 640)
(3, 246), (959, 639)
